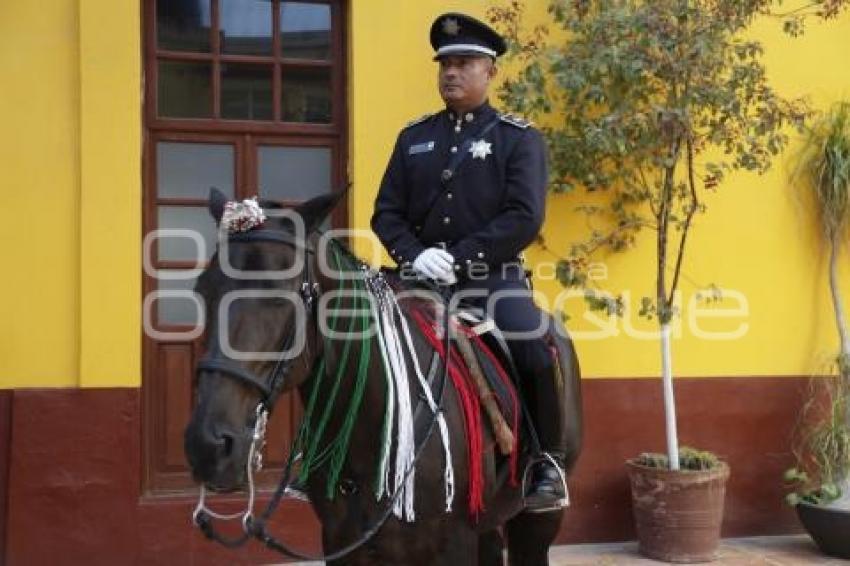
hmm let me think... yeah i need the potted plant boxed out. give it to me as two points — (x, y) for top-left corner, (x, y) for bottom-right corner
(490, 1), (810, 561)
(784, 100), (850, 559)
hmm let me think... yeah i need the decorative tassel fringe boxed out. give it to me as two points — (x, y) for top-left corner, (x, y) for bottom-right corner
(368, 287), (396, 501)
(389, 293), (454, 513)
(410, 308), (486, 519)
(294, 246), (456, 523)
(380, 295), (417, 520)
(367, 277), (455, 521)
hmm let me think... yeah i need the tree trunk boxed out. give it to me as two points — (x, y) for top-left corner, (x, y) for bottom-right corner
(660, 322), (680, 470)
(657, 157), (681, 471)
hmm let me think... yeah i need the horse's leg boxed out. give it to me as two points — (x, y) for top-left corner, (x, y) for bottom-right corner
(478, 528), (505, 566)
(504, 510), (563, 566)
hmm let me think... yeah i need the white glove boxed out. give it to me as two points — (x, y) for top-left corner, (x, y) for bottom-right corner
(412, 247), (457, 284)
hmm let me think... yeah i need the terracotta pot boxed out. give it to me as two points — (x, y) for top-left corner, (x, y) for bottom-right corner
(796, 501), (850, 558)
(626, 459), (730, 563)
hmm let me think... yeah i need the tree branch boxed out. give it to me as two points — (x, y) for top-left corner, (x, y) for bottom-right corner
(670, 133), (700, 299)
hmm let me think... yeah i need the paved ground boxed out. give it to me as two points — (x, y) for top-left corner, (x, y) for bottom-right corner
(548, 535), (843, 565)
(281, 535), (844, 565)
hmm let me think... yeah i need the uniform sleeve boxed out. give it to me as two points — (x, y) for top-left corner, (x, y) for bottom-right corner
(448, 127), (547, 271)
(370, 133), (426, 267)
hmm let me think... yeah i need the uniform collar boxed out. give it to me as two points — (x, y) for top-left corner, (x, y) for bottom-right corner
(446, 100), (496, 125)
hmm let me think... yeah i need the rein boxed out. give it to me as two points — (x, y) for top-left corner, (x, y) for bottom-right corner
(191, 227), (454, 561)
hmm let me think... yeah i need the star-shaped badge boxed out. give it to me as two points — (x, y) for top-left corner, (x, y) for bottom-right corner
(443, 17), (460, 36)
(469, 139), (492, 160)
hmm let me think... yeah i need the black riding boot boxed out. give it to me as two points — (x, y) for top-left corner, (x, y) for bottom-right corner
(522, 360), (568, 512)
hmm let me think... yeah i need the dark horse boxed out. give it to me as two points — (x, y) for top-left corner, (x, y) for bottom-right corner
(184, 189), (582, 565)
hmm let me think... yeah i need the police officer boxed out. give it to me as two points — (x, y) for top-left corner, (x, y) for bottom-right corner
(371, 13), (567, 511)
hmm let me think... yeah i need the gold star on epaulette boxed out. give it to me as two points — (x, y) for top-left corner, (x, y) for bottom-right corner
(443, 17), (460, 36)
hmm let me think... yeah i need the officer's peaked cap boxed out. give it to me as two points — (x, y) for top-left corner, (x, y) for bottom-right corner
(430, 12), (507, 61)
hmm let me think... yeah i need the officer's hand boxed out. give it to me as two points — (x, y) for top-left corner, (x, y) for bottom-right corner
(412, 248), (457, 284)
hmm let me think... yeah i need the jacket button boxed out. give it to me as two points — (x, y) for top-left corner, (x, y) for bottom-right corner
(477, 251), (484, 259)
(441, 169), (453, 182)
(446, 192), (453, 200)
(450, 146), (457, 153)
(442, 216), (451, 225)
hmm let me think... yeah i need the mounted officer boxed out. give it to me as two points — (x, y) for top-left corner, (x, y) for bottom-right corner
(371, 12), (568, 511)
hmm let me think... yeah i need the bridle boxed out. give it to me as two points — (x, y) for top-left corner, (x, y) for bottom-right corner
(190, 225), (453, 562)
(195, 228), (320, 411)
(192, 225), (321, 540)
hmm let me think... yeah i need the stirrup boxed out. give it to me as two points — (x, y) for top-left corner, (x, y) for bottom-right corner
(522, 452), (570, 513)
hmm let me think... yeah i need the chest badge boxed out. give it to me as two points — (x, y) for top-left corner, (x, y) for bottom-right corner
(469, 139), (492, 160)
(409, 141), (435, 155)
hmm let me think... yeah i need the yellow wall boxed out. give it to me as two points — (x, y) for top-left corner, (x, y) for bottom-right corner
(0, 0), (847, 387)
(349, 1), (850, 379)
(0, 0), (140, 388)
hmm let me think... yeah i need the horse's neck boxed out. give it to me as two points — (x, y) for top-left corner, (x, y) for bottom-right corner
(296, 242), (388, 456)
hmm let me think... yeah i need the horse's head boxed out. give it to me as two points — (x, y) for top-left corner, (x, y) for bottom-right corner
(184, 187), (343, 491)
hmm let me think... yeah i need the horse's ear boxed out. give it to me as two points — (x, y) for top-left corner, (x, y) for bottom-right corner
(295, 187), (349, 233)
(208, 187), (228, 223)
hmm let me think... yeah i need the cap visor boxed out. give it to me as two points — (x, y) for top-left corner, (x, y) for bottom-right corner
(433, 50), (495, 61)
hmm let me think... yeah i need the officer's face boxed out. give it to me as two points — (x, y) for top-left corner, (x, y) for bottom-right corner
(438, 55), (496, 110)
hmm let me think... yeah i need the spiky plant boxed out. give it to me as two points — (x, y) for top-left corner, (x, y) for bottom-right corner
(788, 101), (850, 508)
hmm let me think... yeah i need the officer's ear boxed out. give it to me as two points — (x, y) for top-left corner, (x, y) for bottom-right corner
(488, 60), (498, 80)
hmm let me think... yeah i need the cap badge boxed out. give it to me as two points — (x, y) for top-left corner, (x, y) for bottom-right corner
(443, 17), (460, 36)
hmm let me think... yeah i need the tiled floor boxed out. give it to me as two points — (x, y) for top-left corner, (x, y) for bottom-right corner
(548, 536), (845, 565)
(280, 535), (845, 565)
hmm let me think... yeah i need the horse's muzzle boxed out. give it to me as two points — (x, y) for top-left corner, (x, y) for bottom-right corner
(184, 420), (251, 490)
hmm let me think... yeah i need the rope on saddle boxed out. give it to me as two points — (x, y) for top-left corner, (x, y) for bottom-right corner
(453, 327), (515, 456)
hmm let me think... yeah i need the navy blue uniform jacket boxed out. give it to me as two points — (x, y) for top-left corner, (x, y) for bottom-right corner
(370, 101), (547, 276)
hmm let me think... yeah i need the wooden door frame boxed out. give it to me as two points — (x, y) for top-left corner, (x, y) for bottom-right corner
(141, 0), (348, 495)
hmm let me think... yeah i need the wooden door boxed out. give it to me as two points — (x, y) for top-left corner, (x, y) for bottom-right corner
(142, 0), (347, 494)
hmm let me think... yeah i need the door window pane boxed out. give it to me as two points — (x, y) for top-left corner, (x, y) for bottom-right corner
(157, 274), (204, 326)
(220, 0), (272, 55)
(281, 67), (331, 123)
(158, 61), (212, 118)
(280, 2), (331, 60)
(258, 146), (331, 201)
(221, 64), (273, 121)
(157, 142), (234, 199)
(157, 206), (219, 261)
(157, 0), (211, 52)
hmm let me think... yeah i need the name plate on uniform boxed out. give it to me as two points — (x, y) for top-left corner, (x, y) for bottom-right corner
(408, 141), (435, 155)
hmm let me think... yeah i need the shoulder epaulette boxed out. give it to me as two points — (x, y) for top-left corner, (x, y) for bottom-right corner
(499, 113), (533, 129)
(403, 113), (433, 129)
